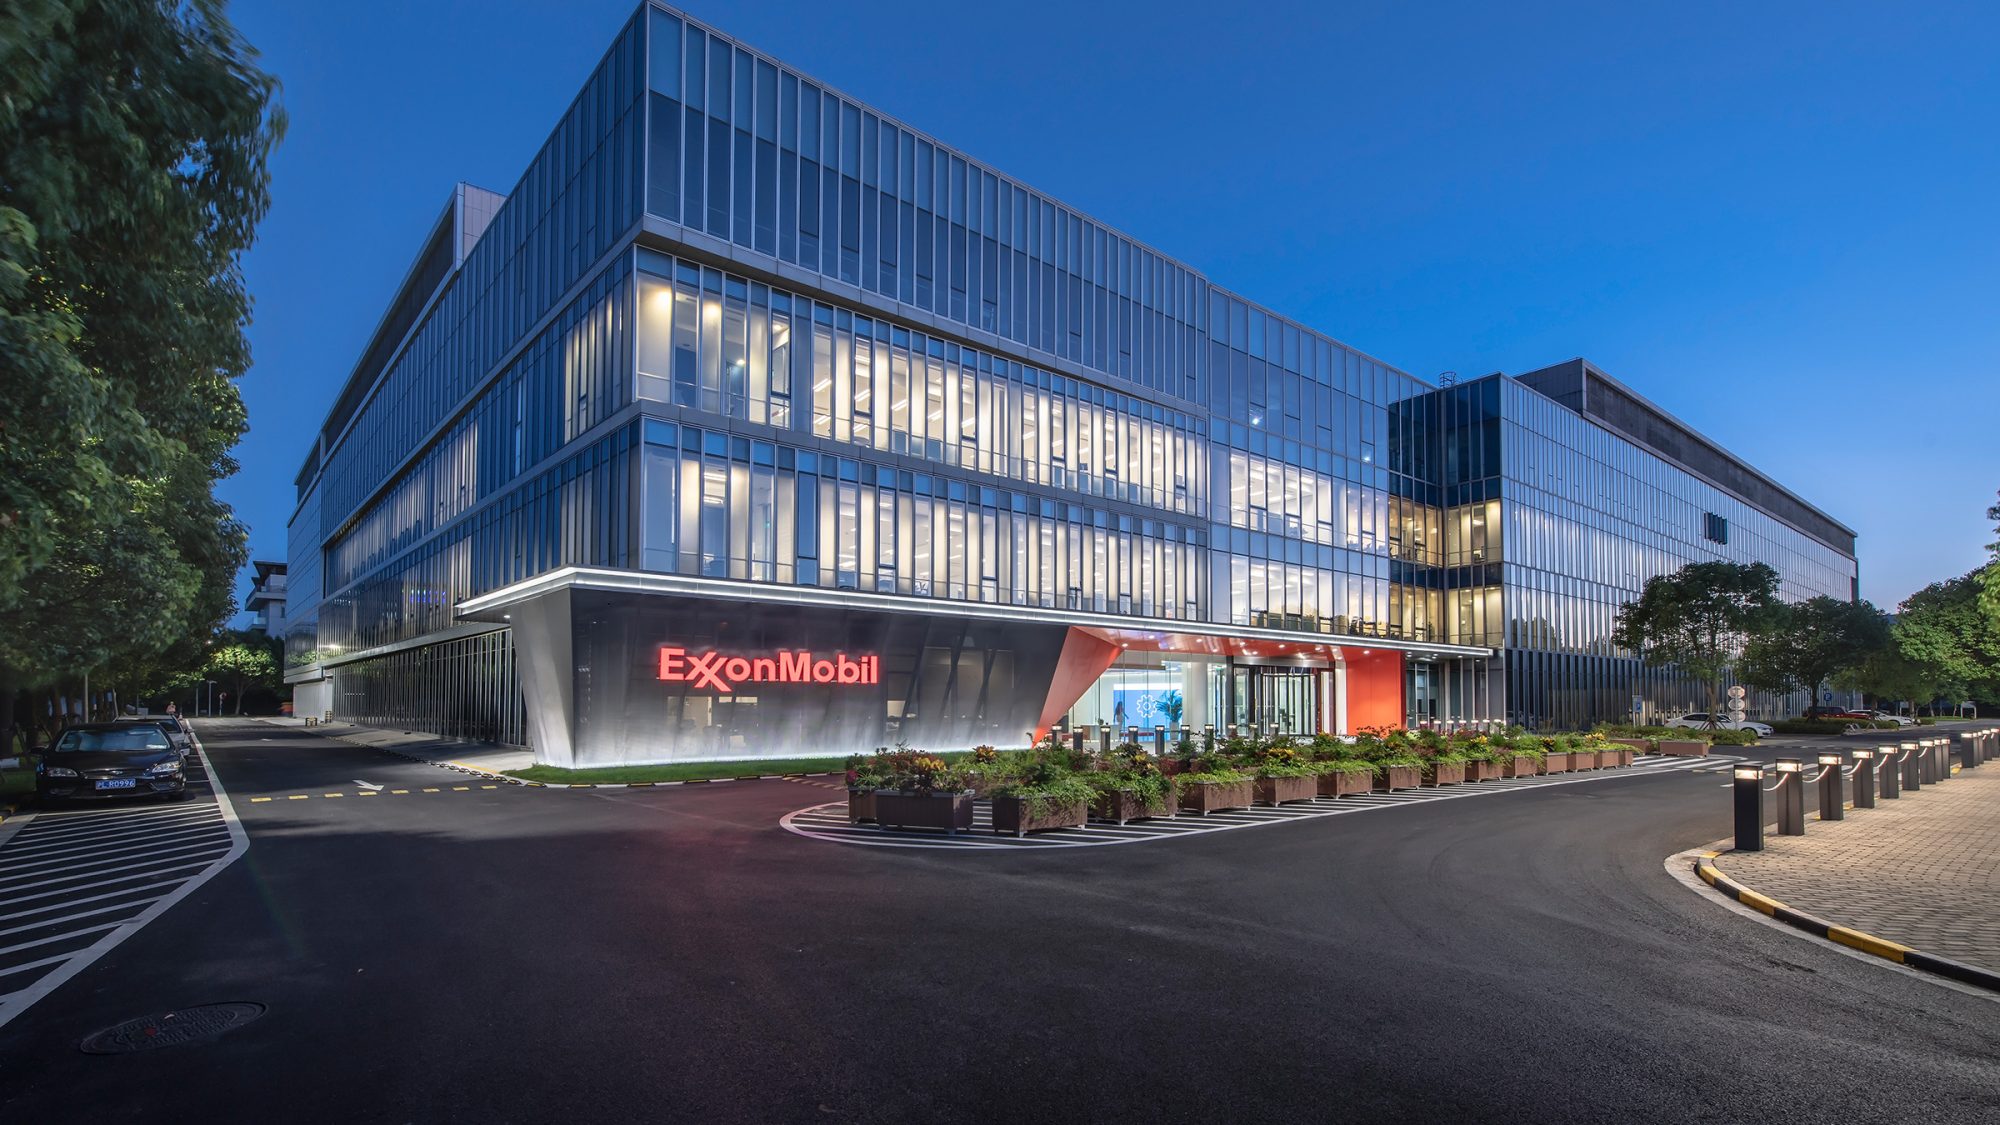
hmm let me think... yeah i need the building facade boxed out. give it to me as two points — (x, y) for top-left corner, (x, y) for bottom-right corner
(284, 3), (1855, 763)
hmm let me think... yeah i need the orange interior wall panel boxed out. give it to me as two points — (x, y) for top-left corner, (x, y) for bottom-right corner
(1344, 649), (1405, 732)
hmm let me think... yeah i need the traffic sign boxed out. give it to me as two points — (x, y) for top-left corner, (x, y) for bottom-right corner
(1727, 685), (1746, 700)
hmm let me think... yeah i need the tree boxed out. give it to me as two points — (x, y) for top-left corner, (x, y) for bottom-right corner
(205, 639), (276, 715)
(1893, 569), (2000, 710)
(1837, 641), (1946, 715)
(1612, 561), (1781, 726)
(1982, 490), (2000, 629)
(0, 1), (282, 748)
(1739, 596), (1891, 715)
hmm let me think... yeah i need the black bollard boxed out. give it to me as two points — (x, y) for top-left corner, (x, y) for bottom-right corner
(1881, 745), (1902, 799)
(1203, 724), (1216, 754)
(1099, 726), (1112, 756)
(1852, 748), (1877, 808)
(1733, 764), (1765, 851)
(1818, 754), (1845, 821)
(1070, 728), (1084, 755)
(1153, 724), (1167, 753)
(1901, 742), (1921, 791)
(1775, 759), (1806, 835)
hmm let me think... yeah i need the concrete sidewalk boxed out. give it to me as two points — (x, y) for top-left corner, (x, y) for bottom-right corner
(1713, 765), (2000, 974)
(250, 716), (535, 776)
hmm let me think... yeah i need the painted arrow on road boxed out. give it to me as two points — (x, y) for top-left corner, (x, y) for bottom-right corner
(355, 780), (384, 791)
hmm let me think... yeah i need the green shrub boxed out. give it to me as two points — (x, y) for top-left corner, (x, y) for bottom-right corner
(1768, 719), (1896, 735)
(1704, 728), (1760, 746)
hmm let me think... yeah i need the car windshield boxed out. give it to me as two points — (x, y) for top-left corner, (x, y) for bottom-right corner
(52, 728), (171, 753)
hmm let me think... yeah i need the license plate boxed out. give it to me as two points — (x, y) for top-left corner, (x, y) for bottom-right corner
(95, 778), (138, 790)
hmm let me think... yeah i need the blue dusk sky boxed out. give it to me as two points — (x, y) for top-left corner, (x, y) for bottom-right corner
(225, 0), (1999, 617)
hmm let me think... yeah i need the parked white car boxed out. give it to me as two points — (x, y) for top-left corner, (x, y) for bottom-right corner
(1867, 711), (1917, 727)
(1664, 713), (1774, 737)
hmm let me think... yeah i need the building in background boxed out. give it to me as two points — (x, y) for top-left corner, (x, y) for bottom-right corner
(284, 3), (1855, 763)
(244, 560), (288, 638)
(1395, 361), (1856, 729)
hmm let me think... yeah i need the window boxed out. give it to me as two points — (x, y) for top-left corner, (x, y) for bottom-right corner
(1704, 512), (1729, 545)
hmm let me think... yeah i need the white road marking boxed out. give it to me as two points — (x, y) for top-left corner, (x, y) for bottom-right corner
(355, 780), (384, 791)
(0, 737), (249, 1031)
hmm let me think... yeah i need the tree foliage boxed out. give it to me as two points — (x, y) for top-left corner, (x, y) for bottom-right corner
(0, 1), (282, 714)
(205, 632), (278, 714)
(1612, 561), (1781, 720)
(1982, 490), (2000, 629)
(1892, 569), (2000, 707)
(1739, 596), (1890, 710)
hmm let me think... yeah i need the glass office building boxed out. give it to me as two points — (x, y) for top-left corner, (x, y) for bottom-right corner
(284, 4), (1855, 763)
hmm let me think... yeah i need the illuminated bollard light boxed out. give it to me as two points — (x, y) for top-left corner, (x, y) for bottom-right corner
(1881, 744), (1902, 799)
(1818, 754), (1845, 821)
(1919, 739), (1940, 785)
(1957, 732), (1977, 771)
(1775, 759), (1806, 836)
(1734, 764), (1765, 852)
(1070, 728), (1085, 755)
(1900, 742), (1922, 791)
(1153, 724), (1167, 753)
(1852, 748), (1877, 808)
(1203, 724), (1216, 753)
(1099, 725), (1112, 756)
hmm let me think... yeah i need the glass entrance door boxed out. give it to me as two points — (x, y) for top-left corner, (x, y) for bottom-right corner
(1222, 666), (1320, 735)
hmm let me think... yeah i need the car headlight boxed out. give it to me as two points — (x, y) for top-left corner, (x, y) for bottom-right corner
(148, 760), (183, 776)
(43, 765), (80, 779)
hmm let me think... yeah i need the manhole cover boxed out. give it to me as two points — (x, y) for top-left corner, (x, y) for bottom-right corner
(79, 1002), (267, 1054)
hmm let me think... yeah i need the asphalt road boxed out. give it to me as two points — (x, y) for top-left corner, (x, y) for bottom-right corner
(0, 720), (1994, 1123)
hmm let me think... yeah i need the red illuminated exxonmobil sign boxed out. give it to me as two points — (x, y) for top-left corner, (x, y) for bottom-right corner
(657, 647), (880, 692)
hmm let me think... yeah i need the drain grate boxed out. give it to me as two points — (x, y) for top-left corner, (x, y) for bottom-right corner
(79, 1002), (267, 1054)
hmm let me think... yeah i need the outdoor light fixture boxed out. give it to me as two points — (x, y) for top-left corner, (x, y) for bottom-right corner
(1817, 754), (1842, 766)
(1853, 748), (1874, 759)
(1773, 760), (1801, 772)
(1732, 766), (1762, 781)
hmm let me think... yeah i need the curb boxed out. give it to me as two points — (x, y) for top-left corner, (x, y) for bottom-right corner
(1693, 853), (2000, 993)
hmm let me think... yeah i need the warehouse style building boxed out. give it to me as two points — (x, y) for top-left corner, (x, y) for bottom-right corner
(284, 4), (1857, 765)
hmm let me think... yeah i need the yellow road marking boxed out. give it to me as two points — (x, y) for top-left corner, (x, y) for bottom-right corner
(250, 797), (272, 803)
(288, 795), (310, 801)
(422, 788), (440, 793)
(324, 793), (344, 798)
(359, 790), (378, 796)
(451, 786), (469, 791)
(480, 784), (497, 789)
(391, 789), (409, 794)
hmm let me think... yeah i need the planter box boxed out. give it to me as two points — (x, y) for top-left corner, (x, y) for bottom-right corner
(1609, 748), (1635, 767)
(1463, 759), (1499, 782)
(1178, 778), (1253, 815)
(847, 788), (878, 824)
(1090, 789), (1175, 825)
(874, 790), (975, 835)
(1253, 775), (1317, 806)
(1542, 752), (1571, 774)
(1504, 755), (1541, 778)
(1317, 768), (1375, 798)
(1657, 740), (1708, 758)
(1376, 765), (1421, 792)
(1424, 761), (1466, 787)
(1609, 737), (1653, 755)
(991, 796), (1088, 837)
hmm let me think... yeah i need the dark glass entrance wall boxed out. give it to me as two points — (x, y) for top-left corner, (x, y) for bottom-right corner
(566, 590), (1069, 763)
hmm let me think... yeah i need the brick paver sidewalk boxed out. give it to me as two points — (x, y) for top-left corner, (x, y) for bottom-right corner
(1715, 766), (2000, 972)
